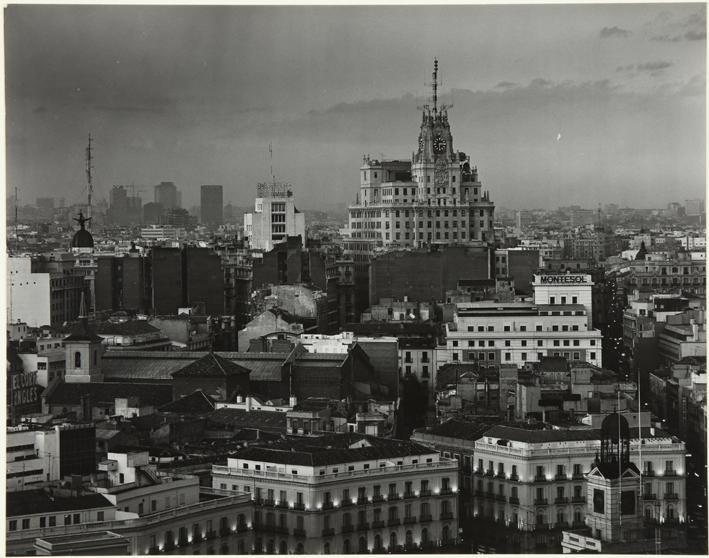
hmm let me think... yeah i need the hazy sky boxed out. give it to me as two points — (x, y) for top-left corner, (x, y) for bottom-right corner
(5, 3), (706, 211)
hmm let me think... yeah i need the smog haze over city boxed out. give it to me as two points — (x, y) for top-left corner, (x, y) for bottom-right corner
(5, 3), (706, 212)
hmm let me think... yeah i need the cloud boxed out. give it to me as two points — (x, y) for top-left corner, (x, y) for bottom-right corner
(616, 61), (673, 77)
(600, 26), (631, 38)
(636, 61), (673, 72)
(646, 7), (706, 42)
(495, 81), (517, 89)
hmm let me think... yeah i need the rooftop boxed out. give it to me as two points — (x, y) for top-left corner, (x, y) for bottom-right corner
(7, 490), (112, 517)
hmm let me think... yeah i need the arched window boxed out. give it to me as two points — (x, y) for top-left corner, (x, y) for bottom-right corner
(237, 513), (246, 529)
(441, 500), (450, 515)
(389, 531), (398, 550)
(267, 539), (275, 554)
(442, 525), (450, 544)
(358, 537), (367, 553)
(374, 535), (382, 551)
(421, 528), (429, 545)
(75, 351), (81, 368)
(279, 540), (287, 555)
(323, 542), (330, 554)
(295, 542), (304, 554)
(343, 539), (351, 554)
(237, 540), (245, 554)
(405, 530), (413, 548)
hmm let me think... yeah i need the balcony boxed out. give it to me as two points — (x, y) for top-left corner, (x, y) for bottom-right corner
(555, 474), (568, 481)
(219, 527), (231, 537)
(403, 491), (416, 499)
(419, 514), (433, 523)
(534, 498), (548, 506)
(509, 473), (519, 482)
(292, 502), (305, 511)
(342, 524), (354, 533)
(494, 494), (507, 502)
(664, 470), (679, 478)
(495, 471), (506, 479)
(276, 501), (289, 509)
(322, 501), (334, 510)
(371, 520), (385, 529)
(263, 498), (275, 507)
(357, 497), (368, 505)
(356, 522), (369, 531)
(664, 493), (679, 500)
(509, 497), (520, 505)
(419, 489), (432, 498)
(321, 528), (334, 537)
(571, 496), (586, 504)
(205, 530), (217, 540)
(387, 518), (401, 527)
(485, 469), (495, 477)
(571, 520), (586, 529)
(340, 499), (353, 508)
(372, 494), (384, 503)
(387, 493), (400, 501)
(440, 512), (454, 520)
(533, 476), (547, 483)
(440, 488), (453, 496)
(403, 516), (417, 525)
(554, 497), (569, 504)
(642, 493), (658, 501)
(236, 523), (248, 533)
(293, 528), (306, 538)
(643, 469), (656, 477)
(474, 489), (485, 497)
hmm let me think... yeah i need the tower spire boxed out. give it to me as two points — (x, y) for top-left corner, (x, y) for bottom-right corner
(432, 58), (438, 113)
(85, 134), (94, 226)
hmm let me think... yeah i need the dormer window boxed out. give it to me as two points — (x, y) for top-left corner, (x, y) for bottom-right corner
(75, 351), (81, 368)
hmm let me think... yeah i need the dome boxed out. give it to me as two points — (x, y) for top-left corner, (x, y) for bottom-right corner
(600, 412), (630, 443)
(71, 228), (94, 248)
(71, 211), (94, 248)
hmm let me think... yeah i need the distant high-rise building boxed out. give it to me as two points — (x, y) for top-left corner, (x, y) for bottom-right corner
(200, 185), (223, 226)
(244, 181), (305, 251)
(108, 186), (142, 226)
(154, 181), (180, 210)
(684, 198), (704, 217)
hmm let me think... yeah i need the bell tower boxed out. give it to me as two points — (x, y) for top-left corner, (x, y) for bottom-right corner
(585, 412), (643, 543)
(64, 295), (104, 383)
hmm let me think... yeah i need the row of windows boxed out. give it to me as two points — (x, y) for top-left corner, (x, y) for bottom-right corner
(8, 511), (105, 531)
(385, 230), (471, 241)
(451, 351), (595, 362)
(452, 337), (594, 347)
(463, 322), (589, 333)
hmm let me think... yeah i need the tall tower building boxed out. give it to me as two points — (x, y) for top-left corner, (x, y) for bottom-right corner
(346, 60), (496, 312)
(154, 181), (180, 210)
(244, 181), (305, 251)
(200, 184), (224, 227)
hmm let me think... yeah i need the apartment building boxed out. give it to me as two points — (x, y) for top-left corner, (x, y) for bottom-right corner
(212, 434), (459, 554)
(469, 423), (686, 553)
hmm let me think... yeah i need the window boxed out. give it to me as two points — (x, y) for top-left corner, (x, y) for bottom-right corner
(9, 520), (17, 531)
(22, 518), (30, 530)
(74, 351), (81, 368)
(49, 516), (56, 527)
(590, 352), (596, 360)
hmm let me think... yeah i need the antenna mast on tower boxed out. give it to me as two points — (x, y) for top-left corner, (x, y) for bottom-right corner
(85, 134), (94, 226)
(269, 142), (275, 184)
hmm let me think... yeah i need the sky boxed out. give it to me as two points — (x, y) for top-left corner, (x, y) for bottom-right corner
(5, 3), (706, 212)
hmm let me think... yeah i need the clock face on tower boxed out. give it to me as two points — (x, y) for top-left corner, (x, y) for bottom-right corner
(433, 134), (447, 154)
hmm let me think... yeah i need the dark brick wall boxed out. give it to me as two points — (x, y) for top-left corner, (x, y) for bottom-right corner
(185, 248), (224, 315)
(152, 248), (184, 315)
(507, 250), (540, 295)
(369, 246), (492, 305)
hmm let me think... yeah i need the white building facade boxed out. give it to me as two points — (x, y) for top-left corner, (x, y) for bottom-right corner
(244, 182), (306, 251)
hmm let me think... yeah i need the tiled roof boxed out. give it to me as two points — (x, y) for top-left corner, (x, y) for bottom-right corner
(234, 435), (436, 467)
(44, 382), (173, 407)
(206, 408), (287, 433)
(63, 318), (103, 343)
(96, 321), (161, 336)
(7, 490), (113, 517)
(172, 352), (251, 378)
(418, 419), (494, 442)
(159, 390), (216, 414)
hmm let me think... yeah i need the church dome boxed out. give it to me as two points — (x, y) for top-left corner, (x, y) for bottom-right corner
(600, 412), (630, 443)
(71, 211), (94, 248)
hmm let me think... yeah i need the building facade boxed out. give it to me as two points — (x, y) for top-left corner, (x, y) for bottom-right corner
(212, 435), (460, 554)
(200, 184), (224, 227)
(244, 182), (306, 252)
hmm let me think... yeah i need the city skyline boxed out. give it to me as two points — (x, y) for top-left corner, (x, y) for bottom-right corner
(6, 4), (706, 212)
